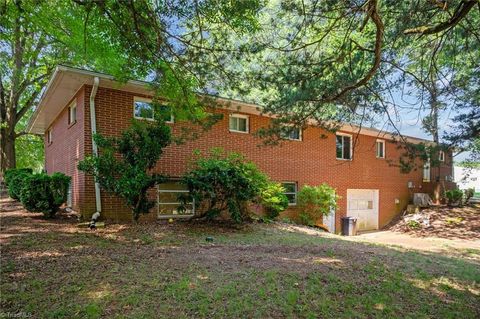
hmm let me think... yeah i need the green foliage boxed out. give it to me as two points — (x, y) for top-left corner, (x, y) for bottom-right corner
(445, 217), (463, 226)
(297, 184), (339, 226)
(182, 149), (268, 222)
(259, 182), (289, 219)
(4, 168), (33, 200)
(299, 213), (315, 227)
(395, 142), (449, 174)
(15, 131), (44, 172)
(19, 172), (70, 218)
(78, 120), (171, 221)
(444, 189), (464, 206)
(406, 220), (421, 229)
(280, 217), (294, 224)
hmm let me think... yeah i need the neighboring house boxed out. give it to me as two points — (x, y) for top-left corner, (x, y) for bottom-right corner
(454, 166), (480, 191)
(27, 66), (456, 232)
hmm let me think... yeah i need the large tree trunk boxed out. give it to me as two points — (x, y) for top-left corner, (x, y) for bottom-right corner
(0, 126), (16, 177)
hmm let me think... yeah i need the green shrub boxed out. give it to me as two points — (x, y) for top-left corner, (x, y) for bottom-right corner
(4, 168), (33, 200)
(444, 189), (463, 206)
(78, 120), (171, 221)
(182, 149), (268, 222)
(281, 217), (293, 224)
(259, 182), (289, 219)
(299, 212), (315, 226)
(406, 220), (421, 229)
(297, 184), (339, 226)
(20, 172), (71, 218)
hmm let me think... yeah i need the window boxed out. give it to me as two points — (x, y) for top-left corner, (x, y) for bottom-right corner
(229, 114), (249, 133)
(336, 134), (352, 160)
(68, 102), (77, 125)
(280, 126), (302, 141)
(133, 97), (173, 122)
(47, 129), (52, 144)
(438, 150), (445, 162)
(134, 98), (154, 120)
(282, 182), (297, 205)
(349, 200), (373, 210)
(423, 159), (431, 182)
(158, 104), (174, 123)
(376, 140), (385, 158)
(158, 182), (194, 217)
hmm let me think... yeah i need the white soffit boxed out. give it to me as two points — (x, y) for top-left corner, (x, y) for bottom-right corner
(27, 66), (151, 134)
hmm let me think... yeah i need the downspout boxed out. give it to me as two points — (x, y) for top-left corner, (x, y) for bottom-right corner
(89, 77), (101, 228)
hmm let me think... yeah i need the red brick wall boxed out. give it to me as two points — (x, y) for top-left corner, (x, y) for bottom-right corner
(74, 85), (437, 230)
(44, 87), (86, 212)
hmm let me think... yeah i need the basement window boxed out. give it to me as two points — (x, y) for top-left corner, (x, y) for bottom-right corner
(281, 182), (297, 205)
(157, 182), (194, 218)
(336, 133), (352, 160)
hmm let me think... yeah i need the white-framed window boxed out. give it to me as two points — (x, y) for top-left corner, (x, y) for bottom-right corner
(336, 133), (352, 160)
(229, 114), (249, 133)
(281, 182), (297, 205)
(68, 102), (77, 125)
(376, 139), (385, 158)
(280, 126), (302, 141)
(133, 97), (174, 123)
(423, 159), (431, 182)
(47, 128), (52, 144)
(134, 97), (154, 120)
(158, 181), (194, 217)
(438, 150), (445, 162)
(158, 104), (174, 123)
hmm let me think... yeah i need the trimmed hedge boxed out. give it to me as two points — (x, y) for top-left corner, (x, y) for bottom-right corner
(5, 168), (70, 218)
(4, 168), (33, 200)
(20, 173), (71, 218)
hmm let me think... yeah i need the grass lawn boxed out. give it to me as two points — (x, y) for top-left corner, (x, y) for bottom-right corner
(1, 200), (479, 318)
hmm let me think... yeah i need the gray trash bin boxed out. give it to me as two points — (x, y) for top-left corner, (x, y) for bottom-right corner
(341, 217), (358, 236)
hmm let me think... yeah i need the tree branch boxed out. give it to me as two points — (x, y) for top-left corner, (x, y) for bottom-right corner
(404, 0), (477, 35)
(324, 0), (384, 103)
(15, 89), (41, 122)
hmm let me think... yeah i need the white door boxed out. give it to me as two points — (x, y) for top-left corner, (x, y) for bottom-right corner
(323, 207), (336, 233)
(347, 189), (379, 231)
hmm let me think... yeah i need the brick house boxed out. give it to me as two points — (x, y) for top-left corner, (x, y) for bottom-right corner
(27, 66), (455, 232)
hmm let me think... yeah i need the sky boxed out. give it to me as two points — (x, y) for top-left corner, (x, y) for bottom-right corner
(379, 91), (469, 162)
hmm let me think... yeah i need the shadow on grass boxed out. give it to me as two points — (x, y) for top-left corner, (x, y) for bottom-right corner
(1, 200), (480, 318)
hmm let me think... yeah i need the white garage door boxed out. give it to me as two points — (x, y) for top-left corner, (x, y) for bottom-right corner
(347, 189), (379, 231)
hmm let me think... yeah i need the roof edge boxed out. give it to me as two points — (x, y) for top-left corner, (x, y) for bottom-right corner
(27, 65), (433, 144)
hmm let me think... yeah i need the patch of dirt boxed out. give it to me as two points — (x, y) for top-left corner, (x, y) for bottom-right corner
(387, 204), (480, 240)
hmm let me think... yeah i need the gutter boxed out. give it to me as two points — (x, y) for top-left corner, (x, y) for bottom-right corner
(89, 76), (102, 220)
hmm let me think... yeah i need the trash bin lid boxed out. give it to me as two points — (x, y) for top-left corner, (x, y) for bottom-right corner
(341, 216), (357, 221)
